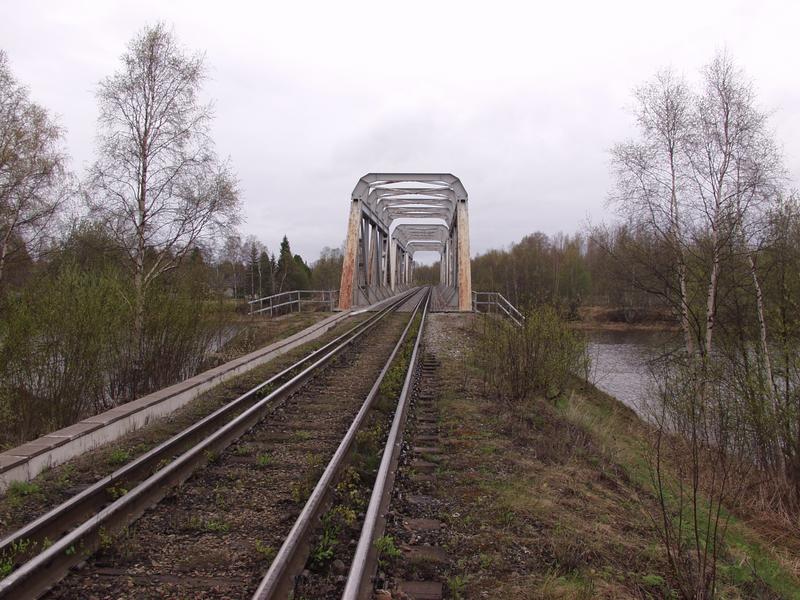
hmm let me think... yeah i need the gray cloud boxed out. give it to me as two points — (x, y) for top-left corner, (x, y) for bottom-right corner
(3, 0), (800, 263)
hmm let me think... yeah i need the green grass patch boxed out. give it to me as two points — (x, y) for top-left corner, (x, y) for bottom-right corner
(106, 448), (131, 466)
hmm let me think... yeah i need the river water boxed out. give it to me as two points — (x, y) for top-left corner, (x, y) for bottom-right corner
(586, 329), (677, 418)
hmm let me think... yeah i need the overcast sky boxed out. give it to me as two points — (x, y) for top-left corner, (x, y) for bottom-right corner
(4, 1), (800, 263)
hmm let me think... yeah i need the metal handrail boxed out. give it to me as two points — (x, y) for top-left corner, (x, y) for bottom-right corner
(472, 291), (524, 326)
(496, 292), (524, 320)
(248, 289), (339, 316)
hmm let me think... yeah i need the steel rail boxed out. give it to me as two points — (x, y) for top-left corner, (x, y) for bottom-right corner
(252, 288), (430, 600)
(0, 288), (419, 599)
(342, 291), (430, 600)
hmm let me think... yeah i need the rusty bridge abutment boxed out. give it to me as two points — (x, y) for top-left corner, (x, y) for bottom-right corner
(338, 173), (472, 311)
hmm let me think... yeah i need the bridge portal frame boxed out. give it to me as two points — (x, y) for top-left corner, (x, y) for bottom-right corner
(339, 173), (472, 311)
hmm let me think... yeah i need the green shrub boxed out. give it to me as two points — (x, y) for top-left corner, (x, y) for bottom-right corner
(375, 535), (401, 567)
(0, 265), (127, 444)
(107, 448), (131, 466)
(474, 306), (588, 405)
(0, 261), (225, 448)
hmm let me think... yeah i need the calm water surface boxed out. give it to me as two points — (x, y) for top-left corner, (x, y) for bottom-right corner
(586, 329), (677, 418)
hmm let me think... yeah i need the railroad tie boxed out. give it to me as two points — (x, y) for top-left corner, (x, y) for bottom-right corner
(386, 353), (448, 600)
(397, 581), (444, 600)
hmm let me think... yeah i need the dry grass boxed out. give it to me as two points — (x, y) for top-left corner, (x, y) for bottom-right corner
(208, 310), (333, 365)
(424, 313), (800, 599)
(572, 305), (678, 332)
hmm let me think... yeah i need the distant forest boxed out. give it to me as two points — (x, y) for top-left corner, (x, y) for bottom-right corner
(416, 228), (655, 319)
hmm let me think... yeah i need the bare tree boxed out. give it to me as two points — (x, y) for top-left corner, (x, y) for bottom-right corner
(0, 50), (66, 287)
(690, 54), (786, 476)
(612, 54), (782, 363)
(649, 363), (750, 600)
(612, 52), (787, 598)
(88, 24), (240, 356)
(611, 69), (696, 355)
(220, 234), (243, 298)
(688, 52), (780, 362)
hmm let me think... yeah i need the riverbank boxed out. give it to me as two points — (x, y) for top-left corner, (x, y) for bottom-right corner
(570, 305), (679, 333)
(416, 313), (799, 599)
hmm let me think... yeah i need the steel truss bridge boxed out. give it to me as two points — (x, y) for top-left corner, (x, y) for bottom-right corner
(338, 173), (472, 311)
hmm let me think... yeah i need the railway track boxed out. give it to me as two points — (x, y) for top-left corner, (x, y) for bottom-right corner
(340, 343), (444, 600)
(0, 287), (425, 599)
(249, 289), (433, 600)
(357, 353), (449, 600)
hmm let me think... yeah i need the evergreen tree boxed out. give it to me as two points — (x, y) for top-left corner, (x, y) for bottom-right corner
(258, 250), (272, 296)
(290, 254), (311, 290)
(277, 235), (292, 292)
(248, 242), (258, 298)
(274, 235), (310, 291)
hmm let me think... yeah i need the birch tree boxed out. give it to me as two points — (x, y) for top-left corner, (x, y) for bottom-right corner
(612, 54), (783, 363)
(88, 24), (240, 356)
(612, 52), (787, 596)
(688, 53), (780, 360)
(611, 69), (696, 355)
(691, 55), (786, 474)
(0, 50), (66, 287)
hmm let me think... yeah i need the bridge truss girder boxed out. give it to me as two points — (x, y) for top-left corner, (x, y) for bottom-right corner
(339, 173), (472, 311)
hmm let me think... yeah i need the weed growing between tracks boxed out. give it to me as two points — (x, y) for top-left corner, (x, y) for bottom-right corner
(290, 453), (326, 503)
(43, 314), (409, 598)
(295, 313), (422, 599)
(374, 534), (401, 568)
(417, 313), (799, 599)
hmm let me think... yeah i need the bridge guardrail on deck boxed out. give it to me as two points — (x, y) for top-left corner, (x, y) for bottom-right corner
(472, 291), (524, 325)
(247, 289), (339, 316)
